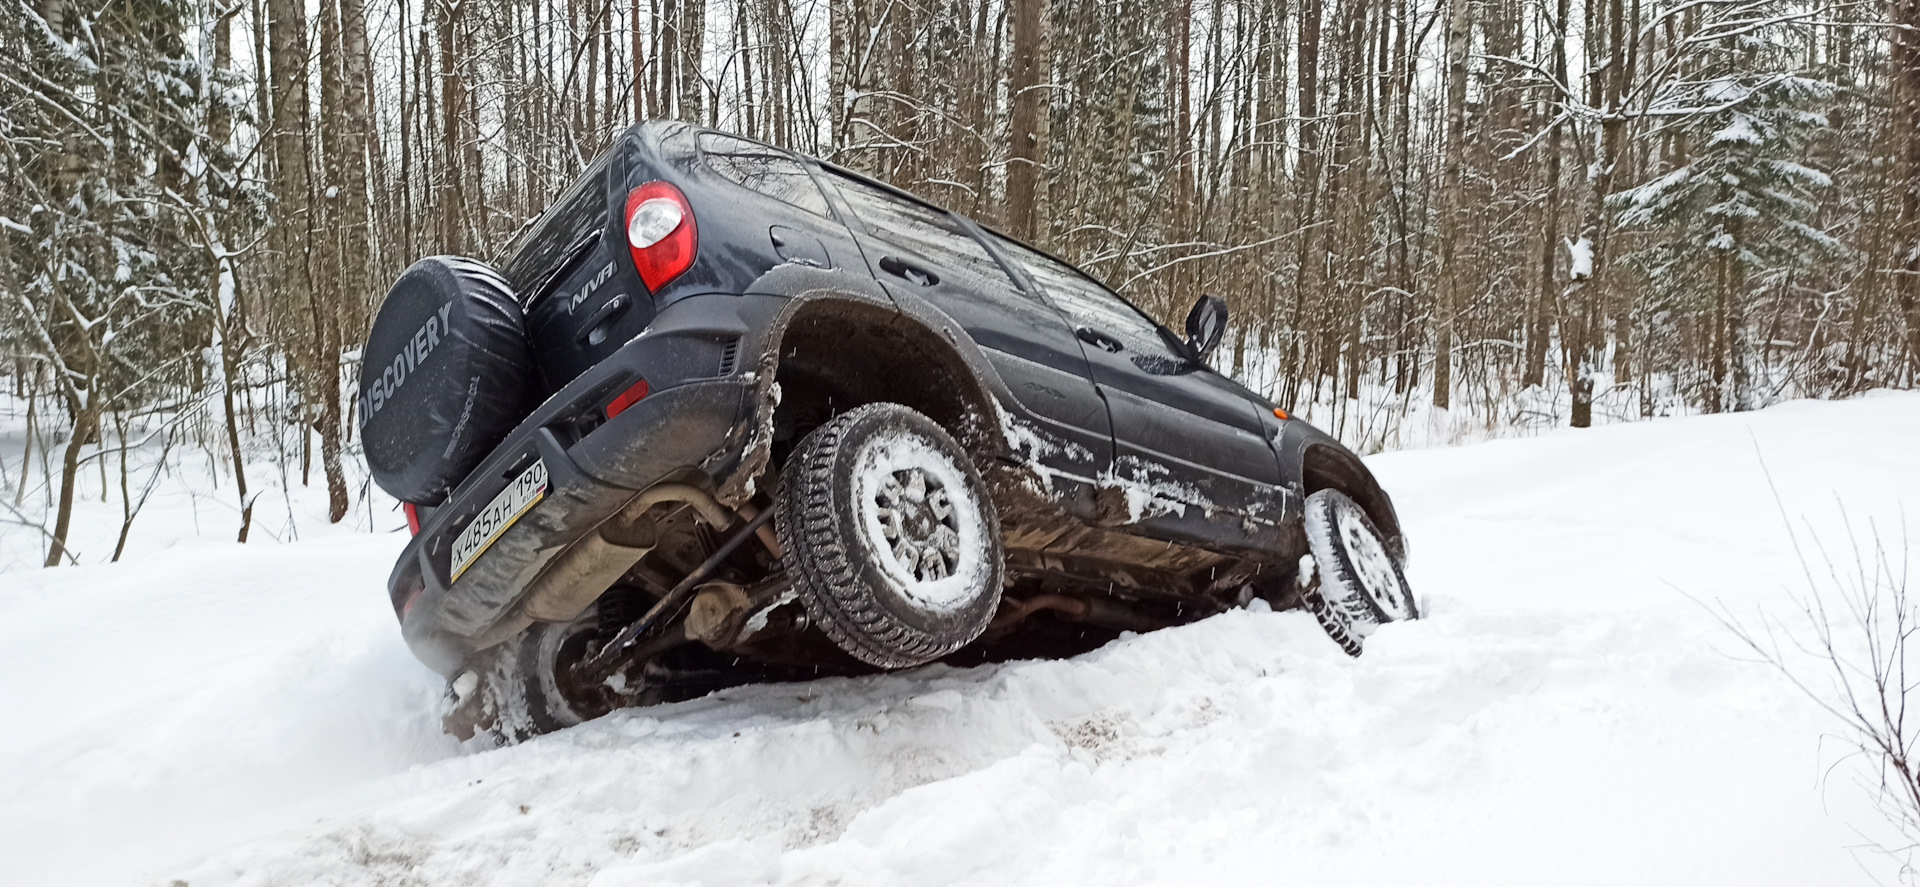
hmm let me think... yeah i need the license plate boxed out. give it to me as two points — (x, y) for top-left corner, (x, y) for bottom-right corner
(451, 459), (548, 581)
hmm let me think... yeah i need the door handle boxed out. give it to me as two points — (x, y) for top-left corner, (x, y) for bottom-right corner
(878, 255), (939, 287)
(577, 294), (630, 346)
(1076, 327), (1126, 353)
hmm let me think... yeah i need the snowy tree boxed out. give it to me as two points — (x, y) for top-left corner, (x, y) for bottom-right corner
(0, 0), (227, 562)
(1612, 63), (1844, 413)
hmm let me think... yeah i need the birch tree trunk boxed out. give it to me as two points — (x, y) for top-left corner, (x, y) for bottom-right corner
(1894, 0), (1920, 375)
(1433, 0), (1471, 410)
(1524, 0), (1569, 389)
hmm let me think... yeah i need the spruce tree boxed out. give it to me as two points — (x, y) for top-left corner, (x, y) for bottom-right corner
(1611, 46), (1843, 412)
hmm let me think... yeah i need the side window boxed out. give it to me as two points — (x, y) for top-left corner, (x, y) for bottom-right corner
(698, 133), (834, 218)
(826, 170), (1018, 290)
(992, 235), (1183, 359)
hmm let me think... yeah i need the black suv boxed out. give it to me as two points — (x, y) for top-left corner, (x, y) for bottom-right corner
(358, 121), (1417, 742)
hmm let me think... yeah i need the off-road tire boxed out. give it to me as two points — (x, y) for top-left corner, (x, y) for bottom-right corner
(445, 608), (630, 744)
(1303, 489), (1417, 656)
(776, 403), (1004, 668)
(1304, 586), (1366, 657)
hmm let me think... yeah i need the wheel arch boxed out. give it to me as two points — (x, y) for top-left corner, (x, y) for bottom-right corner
(745, 284), (1010, 481)
(1298, 442), (1408, 564)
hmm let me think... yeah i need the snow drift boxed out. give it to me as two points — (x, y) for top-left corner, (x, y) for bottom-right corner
(5, 393), (1920, 885)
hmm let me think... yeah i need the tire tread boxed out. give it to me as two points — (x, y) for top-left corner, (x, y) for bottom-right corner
(776, 403), (1000, 668)
(1301, 489), (1417, 656)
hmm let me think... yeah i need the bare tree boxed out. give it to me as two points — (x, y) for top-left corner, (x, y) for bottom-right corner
(1706, 514), (1920, 865)
(4, 0), (1919, 564)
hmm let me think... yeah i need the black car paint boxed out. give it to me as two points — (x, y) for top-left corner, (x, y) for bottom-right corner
(388, 120), (1400, 676)
(812, 169), (1115, 488)
(968, 231), (1290, 519)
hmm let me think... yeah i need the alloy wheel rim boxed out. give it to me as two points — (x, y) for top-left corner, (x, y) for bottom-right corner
(1338, 503), (1407, 621)
(870, 466), (963, 584)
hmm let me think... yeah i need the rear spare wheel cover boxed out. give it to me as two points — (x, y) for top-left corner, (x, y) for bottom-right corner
(359, 256), (531, 505)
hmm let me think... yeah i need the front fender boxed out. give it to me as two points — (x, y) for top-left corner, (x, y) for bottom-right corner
(1274, 420), (1408, 564)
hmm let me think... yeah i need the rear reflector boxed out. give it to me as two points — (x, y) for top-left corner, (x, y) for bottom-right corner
(624, 181), (697, 292)
(606, 378), (651, 419)
(403, 502), (421, 535)
(399, 582), (424, 618)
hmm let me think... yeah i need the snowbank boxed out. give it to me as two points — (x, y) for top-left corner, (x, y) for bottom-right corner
(5, 392), (1919, 885)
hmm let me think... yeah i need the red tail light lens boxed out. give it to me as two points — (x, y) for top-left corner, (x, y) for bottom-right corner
(403, 502), (421, 535)
(605, 378), (651, 419)
(625, 181), (697, 292)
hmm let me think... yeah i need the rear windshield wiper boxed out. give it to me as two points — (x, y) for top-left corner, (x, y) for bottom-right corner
(524, 228), (604, 308)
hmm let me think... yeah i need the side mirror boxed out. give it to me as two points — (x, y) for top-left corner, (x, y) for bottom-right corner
(1184, 294), (1228, 364)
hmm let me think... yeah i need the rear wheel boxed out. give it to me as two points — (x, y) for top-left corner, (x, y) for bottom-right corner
(444, 606), (653, 744)
(776, 403), (1004, 668)
(1302, 489), (1417, 655)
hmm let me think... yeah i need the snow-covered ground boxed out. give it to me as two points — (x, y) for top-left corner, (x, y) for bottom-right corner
(4, 393), (1919, 886)
(0, 395), (403, 571)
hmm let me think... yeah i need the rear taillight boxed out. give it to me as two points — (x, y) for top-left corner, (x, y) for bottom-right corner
(605, 378), (651, 419)
(625, 181), (697, 292)
(403, 502), (421, 535)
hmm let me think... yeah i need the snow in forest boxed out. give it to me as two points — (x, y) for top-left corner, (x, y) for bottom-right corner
(4, 393), (1920, 885)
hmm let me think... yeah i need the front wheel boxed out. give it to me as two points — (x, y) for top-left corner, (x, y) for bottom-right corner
(1302, 489), (1417, 655)
(776, 403), (1005, 668)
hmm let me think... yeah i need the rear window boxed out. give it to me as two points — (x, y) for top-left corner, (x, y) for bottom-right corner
(502, 152), (618, 297)
(699, 133), (834, 218)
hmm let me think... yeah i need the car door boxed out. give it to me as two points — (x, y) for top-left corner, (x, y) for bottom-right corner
(986, 235), (1284, 516)
(817, 168), (1112, 487)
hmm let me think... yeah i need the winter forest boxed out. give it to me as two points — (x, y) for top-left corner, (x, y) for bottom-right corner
(2, 0), (1918, 566)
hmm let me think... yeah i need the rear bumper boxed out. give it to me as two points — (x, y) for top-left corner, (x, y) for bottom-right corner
(387, 297), (774, 676)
